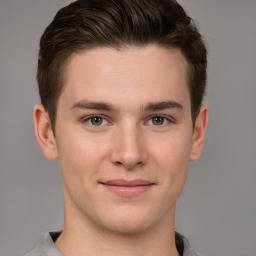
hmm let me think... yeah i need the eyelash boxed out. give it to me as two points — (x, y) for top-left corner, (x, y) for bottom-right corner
(82, 115), (110, 126)
(81, 114), (175, 126)
(146, 115), (174, 126)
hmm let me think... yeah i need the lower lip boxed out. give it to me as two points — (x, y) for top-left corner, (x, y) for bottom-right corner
(102, 184), (152, 197)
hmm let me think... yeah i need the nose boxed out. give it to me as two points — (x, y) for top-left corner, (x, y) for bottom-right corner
(109, 124), (148, 170)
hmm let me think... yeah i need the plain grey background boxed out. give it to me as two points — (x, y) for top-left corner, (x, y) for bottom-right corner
(0, 0), (256, 256)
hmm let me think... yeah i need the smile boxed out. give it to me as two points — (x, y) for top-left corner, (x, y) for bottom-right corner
(100, 179), (155, 197)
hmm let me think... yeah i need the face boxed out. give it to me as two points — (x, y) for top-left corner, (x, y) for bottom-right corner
(34, 46), (208, 235)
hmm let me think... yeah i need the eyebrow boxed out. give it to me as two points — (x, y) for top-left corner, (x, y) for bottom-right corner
(142, 101), (183, 112)
(70, 100), (116, 112)
(70, 100), (183, 112)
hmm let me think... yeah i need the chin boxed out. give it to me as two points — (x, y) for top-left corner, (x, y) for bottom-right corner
(105, 220), (150, 236)
(98, 207), (157, 236)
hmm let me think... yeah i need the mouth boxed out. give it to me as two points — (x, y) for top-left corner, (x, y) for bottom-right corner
(99, 179), (155, 197)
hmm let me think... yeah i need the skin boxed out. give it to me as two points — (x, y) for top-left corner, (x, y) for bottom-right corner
(34, 45), (208, 256)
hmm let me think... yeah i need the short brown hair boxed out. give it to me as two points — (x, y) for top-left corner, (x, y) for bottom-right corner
(37, 0), (207, 131)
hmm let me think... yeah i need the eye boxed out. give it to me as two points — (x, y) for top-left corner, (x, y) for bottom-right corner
(147, 115), (172, 126)
(83, 115), (108, 126)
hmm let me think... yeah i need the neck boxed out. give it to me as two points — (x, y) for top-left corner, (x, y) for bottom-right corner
(55, 192), (179, 256)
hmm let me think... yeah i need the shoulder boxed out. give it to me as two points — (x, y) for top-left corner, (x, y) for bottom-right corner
(23, 231), (63, 256)
(181, 234), (206, 256)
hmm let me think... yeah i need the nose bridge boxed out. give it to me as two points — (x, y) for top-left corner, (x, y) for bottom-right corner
(110, 120), (147, 169)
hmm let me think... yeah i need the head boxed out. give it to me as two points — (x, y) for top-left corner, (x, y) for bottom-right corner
(34, 0), (208, 241)
(37, 0), (207, 132)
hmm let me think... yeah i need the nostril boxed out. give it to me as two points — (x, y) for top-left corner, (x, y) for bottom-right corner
(114, 161), (123, 166)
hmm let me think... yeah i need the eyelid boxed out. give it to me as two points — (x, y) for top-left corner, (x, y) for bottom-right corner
(80, 114), (175, 126)
(145, 114), (176, 125)
(82, 114), (111, 125)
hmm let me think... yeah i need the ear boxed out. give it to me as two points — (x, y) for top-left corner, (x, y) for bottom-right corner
(33, 104), (59, 160)
(190, 104), (208, 162)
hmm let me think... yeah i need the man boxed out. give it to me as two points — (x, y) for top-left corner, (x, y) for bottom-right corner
(27, 0), (208, 255)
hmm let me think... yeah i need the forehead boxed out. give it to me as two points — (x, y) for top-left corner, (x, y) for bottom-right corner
(60, 45), (190, 111)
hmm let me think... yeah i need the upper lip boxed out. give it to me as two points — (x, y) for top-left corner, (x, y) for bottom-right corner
(100, 179), (155, 186)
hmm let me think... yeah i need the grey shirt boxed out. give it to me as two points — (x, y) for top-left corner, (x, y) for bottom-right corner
(25, 231), (204, 256)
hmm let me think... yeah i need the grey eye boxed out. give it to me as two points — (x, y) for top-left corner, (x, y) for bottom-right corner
(152, 116), (165, 125)
(90, 116), (103, 126)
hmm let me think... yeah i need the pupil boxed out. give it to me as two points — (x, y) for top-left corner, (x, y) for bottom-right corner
(91, 116), (102, 125)
(153, 116), (164, 125)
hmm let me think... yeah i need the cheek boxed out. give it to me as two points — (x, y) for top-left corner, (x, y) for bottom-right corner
(55, 129), (109, 189)
(149, 129), (192, 167)
(148, 130), (192, 190)
(56, 135), (107, 210)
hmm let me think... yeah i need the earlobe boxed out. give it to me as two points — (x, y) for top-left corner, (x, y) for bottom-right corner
(189, 104), (208, 162)
(33, 104), (59, 160)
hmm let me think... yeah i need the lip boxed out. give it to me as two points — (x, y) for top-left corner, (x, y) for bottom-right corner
(100, 179), (155, 197)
